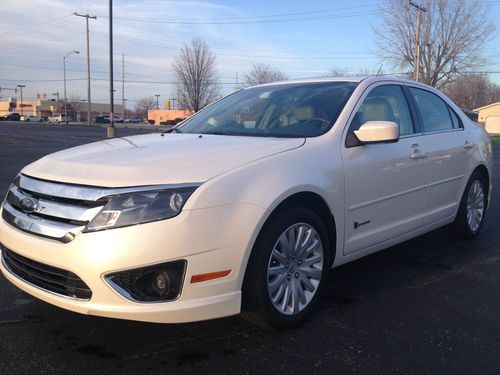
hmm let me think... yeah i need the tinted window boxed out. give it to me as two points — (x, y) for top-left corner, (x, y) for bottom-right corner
(448, 107), (462, 129)
(409, 88), (456, 132)
(349, 85), (414, 136)
(178, 82), (357, 138)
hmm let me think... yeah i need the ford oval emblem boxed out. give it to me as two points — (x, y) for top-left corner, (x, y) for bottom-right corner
(20, 197), (39, 214)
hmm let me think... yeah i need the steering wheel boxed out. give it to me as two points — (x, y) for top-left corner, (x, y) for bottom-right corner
(303, 117), (331, 129)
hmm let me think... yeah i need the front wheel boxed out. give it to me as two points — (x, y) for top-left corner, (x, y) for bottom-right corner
(241, 206), (331, 329)
(447, 172), (487, 240)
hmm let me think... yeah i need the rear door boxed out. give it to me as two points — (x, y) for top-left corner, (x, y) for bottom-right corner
(342, 84), (430, 255)
(407, 87), (469, 223)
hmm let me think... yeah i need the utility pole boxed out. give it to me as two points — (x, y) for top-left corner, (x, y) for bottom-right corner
(121, 53), (125, 119)
(409, 1), (427, 82)
(107, 0), (116, 138)
(17, 85), (25, 116)
(155, 94), (160, 110)
(63, 50), (79, 124)
(74, 13), (96, 125)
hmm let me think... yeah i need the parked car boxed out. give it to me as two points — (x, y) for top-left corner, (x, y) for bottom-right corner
(0, 77), (492, 329)
(20, 115), (44, 122)
(124, 117), (140, 123)
(94, 115), (123, 124)
(47, 114), (66, 124)
(1, 112), (21, 121)
(94, 115), (108, 124)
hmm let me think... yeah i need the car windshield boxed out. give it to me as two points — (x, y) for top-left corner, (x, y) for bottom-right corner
(178, 81), (357, 138)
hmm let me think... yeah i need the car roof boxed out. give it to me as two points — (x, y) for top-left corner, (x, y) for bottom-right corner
(247, 76), (434, 90)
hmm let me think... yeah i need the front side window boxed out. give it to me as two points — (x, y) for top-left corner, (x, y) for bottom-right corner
(178, 82), (358, 138)
(409, 87), (459, 132)
(346, 85), (414, 146)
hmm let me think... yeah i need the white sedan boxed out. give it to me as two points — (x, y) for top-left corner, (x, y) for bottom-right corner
(20, 115), (44, 122)
(0, 77), (492, 329)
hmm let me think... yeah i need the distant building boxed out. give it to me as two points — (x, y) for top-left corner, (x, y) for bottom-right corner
(148, 109), (193, 125)
(0, 97), (122, 122)
(474, 102), (500, 134)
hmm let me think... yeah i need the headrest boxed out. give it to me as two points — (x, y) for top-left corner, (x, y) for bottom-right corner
(293, 106), (314, 121)
(362, 97), (394, 122)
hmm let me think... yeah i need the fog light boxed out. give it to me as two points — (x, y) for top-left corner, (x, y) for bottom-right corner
(105, 260), (186, 302)
(153, 271), (170, 296)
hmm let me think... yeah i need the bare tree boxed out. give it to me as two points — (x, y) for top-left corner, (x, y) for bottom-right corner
(443, 74), (500, 110)
(241, 63), (289, 87)
(172, 38), (220, 112)
(324, 67), (384, 77)
(134, 97), (156, 119)
(375, 0), (495, 88)
(67, 94), (85, 121)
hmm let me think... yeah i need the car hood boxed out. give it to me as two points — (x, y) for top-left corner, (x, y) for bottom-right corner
(22, 133), (305, 187)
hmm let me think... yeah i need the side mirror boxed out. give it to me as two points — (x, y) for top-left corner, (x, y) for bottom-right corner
(354, 121), (399, 144)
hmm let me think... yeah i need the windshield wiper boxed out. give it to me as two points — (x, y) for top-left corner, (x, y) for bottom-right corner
(163, 127), (182, 133)
(206, 130), (238, 136)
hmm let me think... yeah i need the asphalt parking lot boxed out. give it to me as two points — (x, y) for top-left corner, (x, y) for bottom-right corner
(0, 122), (499, 374)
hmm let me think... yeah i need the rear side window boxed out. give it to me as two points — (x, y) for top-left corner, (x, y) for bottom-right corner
(409, 87), (460, 132)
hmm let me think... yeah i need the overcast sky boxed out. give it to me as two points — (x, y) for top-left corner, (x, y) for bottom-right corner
(1, 0), (499, 109)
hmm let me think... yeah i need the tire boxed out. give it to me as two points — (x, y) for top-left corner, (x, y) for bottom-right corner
(446, 171), (487, 240)
(241, 206), (331, 329)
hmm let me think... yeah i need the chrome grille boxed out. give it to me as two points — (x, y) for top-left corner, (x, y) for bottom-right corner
(1, 174), (107, 243)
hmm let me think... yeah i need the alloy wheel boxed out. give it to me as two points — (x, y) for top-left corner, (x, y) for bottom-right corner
(466, 180), (484, 232)
(266, 223), (324, 315)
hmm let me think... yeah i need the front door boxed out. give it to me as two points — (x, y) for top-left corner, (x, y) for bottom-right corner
(341, 84), (429, 255)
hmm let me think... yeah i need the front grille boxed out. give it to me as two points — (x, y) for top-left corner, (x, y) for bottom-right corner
(1, 245), (92, 300)
(1, 174), (108, 243)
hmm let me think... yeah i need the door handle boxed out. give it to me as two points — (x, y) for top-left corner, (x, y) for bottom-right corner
(463, 141), (474, 149)
(410, 151), (427, 160)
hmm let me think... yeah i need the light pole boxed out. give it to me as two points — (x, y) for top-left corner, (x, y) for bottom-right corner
(155, 94), (160, 110)
(107, 0), (116, 138)
(17, 85), (26, 116)
(63, 50), (79, 123)
(122, 98), (127, 119)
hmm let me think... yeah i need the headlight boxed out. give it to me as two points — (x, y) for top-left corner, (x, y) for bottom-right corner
(84, 187), (197, 232)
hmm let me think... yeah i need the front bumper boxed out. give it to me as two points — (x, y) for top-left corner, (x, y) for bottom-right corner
(0, 203), (265, 323)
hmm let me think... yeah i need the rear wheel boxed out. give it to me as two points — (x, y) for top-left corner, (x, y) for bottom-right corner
(447, 172), (487, 240)
(241, 206), (331, 329)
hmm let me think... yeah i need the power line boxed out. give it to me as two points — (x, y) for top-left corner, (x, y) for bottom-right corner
(97, 7), (381, 25)
(4, 71), (500, 85)
(3, 13), (74, 37)
(7, 18), (80, 39)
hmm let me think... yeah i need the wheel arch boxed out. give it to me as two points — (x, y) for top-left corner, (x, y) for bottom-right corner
(241, 191), (337, 290)
(472, 164), (490, 208)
